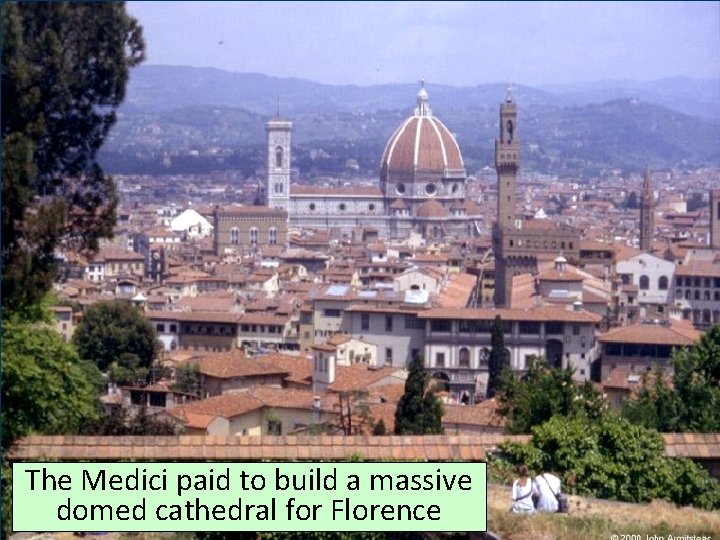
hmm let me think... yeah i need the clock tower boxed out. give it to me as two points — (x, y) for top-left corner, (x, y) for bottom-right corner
(265, 115), (292, 211)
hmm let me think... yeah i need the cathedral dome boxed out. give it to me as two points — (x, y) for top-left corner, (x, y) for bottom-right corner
(415, 199), (448, 218)
(380, 84), (465, 183)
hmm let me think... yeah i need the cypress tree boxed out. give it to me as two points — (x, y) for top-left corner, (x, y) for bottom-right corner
(394, 356), (444, 434)
(487, 315), (509, 398)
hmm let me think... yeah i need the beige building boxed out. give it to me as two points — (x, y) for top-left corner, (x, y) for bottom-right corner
(214, 205), (288, 255)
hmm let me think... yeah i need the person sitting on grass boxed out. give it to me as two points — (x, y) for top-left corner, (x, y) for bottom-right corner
(510, 465), (537, 514)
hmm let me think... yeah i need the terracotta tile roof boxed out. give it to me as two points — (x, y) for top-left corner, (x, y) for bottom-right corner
(442, 400), (507, 429)
(602, 368), (673, 392)
(255, 353), (313, 386)
(537, 269), (585, 282)
(675, 259), (720, 277)
(215, 206), (288, 217)
(168, 392), (264, 421)
(238, 313), (290, 326)
(247, 386), (338, 412)
(290, 185), (383, 197)
(193, 351), (289, 379)
(329, 365), (405, 393)
(663, 432), (720, 459)
(598, 320), (700, 346)
(419, 306), (602, 323)
(146, 310), (241, 324)
(8, 434), (532, 461)
(438, 272), (476, 308)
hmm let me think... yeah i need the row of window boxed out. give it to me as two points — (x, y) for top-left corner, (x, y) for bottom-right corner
(430, 320), (581, 335)
(676, 289), (720, 301)
(676, 276), (720, 288)
(229, 228), (278, 245)
(508, 239), (575, 250)
(307, 203), (376, 212)
(638, 275), (669, 290)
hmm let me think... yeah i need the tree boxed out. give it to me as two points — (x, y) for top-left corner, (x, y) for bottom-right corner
(1, 318), (101, 450)
(394, 356), (443, 435)
(73, 300), (160, 375)
(1, 2), (144, 312)
(372, 419), (387, 436)
(625, 190), (639, 209)
(499, 356), (605, 433)
(81, 406), (178, 436)
(170, 362), (201, 396)
(499, 413), (720, 510)
(487, 315), (509, 398)
(621, 326), (720, 432)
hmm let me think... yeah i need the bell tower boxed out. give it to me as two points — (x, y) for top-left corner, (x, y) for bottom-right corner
(639, 167), (654, 252)
(265, 108), (292, 211)
(495, 87), (520, 232)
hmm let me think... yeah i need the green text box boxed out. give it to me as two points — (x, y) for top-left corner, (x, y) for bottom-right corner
(13, 462), (487, 532)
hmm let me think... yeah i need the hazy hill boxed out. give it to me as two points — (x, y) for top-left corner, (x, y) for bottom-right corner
(102, 65), (720, 177)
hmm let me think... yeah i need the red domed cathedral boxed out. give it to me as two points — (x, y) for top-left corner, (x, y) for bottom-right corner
(263, 83), (484, 240)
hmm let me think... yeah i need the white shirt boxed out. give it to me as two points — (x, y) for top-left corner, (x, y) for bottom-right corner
(534, 473), (561, 512)
(511, 478), (537, 514)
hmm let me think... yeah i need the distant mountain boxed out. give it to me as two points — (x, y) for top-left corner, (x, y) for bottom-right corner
(103, 65), (720, 177)
(540, 77), (720, 121)
(125, 65), (719, 121)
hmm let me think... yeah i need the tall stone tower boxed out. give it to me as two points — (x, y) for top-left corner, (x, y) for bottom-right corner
(639, 167), (654, 252)
(493, 88), (521, 307)
(265, 115), (292, 211)
(711, 189), (720, 249)
(495, 88), (520, 232)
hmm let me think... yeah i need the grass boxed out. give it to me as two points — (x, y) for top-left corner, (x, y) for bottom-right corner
(487, 483), (720, 540)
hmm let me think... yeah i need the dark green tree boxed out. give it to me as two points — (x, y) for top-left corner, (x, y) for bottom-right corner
(1, 317), (101, 450)
(81, 406), (178, 436)
(487, 315), (509, 398)
(394, 356), (443, 435)
(73, 300), (160, 374)
(170, 362), (201, 396)
(625, 190), (639, 209)
(500, 413), (720, 509)
(372, 418), (387, 436)
(621, 326), (720, 432)
(1, 2), (144, 312)
(671, 325), (720, 431)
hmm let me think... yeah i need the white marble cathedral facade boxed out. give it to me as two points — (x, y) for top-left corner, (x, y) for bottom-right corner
(263, 85), (485, 240)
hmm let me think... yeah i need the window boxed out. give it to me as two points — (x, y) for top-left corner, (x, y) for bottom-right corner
(339, 203), (346, 212)
(572, 325), (580, 336)
(411, 348), (420, 360)
(369, 204), (375, 212)
(518, 321), (541, 334)
(545, 321), (563, 335)
(639, 275), (649, 290)
(149, 393), (166, 408)
(250, 227), (258, 246)
(275, 146), (283, 168)
(267, 418), (282, 435)
(694, 290), (700, 300)
(458, 348), (470, 368)
(156, 323), (165, 332)
(385, 315), (393, 332)
(361, 313), (370, 331)
(309, 203), (316, 211)
(385, 348), (393, 365)
(169, 324), (177, 333)
(230, 227), (239, 245)
(704, 290), (711, 300)
(430, 320), (451, 333)
(404, 314), (424, 329)
(658, 276), (668, 290)
(676, 277), (684, 287)
(435, 352), (445, 367)
(324, 309), (341, 318)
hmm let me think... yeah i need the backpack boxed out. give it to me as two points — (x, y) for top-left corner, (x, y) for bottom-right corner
(540, 474), (569, 514)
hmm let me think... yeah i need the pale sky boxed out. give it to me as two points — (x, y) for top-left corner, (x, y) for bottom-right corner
(127, 1), (720, 86)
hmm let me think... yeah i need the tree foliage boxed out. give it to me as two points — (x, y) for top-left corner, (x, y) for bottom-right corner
(394, 356), (443, 435)
(81, 406), (178, 436)
(499, 356), (606, 434)
(73, 300), (160, 373)
(499, 413), (720, 509)
(1, 318), (101, 450)
(170, 362), (201, 396)
(487, 315), (509, 398)
(1, 2), (144, 311)
(621, 326), (720, 432)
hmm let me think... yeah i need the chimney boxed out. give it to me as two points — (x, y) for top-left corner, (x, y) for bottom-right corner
(573, 300), (583, 312)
